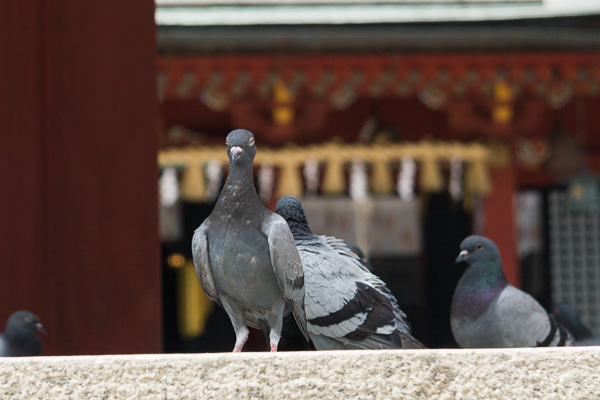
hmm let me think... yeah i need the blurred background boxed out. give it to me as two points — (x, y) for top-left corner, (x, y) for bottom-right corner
(2, 0), (600, 355)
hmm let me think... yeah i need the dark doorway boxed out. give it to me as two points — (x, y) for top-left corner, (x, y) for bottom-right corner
(421, 193), (472, 348)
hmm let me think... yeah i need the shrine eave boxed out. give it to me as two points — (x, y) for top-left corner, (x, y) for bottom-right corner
(157, 52), (600, 110)
(158, 22), (600, 54)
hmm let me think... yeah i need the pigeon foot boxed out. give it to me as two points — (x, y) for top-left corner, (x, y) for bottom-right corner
(232, 331), (249, 352)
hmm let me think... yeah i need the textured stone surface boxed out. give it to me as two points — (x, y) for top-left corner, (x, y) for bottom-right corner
(0, 348), (598, 399)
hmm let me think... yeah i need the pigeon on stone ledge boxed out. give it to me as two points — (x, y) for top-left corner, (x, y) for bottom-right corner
(192, 129), (308, 352)
(274, 195), (424, 350)
(0, 311), (46, 357)
(451, 235), (574, 348)
(552, 302), (600, 346)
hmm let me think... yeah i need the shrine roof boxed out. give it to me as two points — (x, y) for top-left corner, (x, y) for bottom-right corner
(156, 0), (600, 26)
(156, 1), (600, 53)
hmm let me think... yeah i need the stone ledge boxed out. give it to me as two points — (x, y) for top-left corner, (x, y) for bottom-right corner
(1, 348), (598, 399)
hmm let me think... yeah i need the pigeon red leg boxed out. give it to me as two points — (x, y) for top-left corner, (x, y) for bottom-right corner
(268, 310), (283, 353)
(222, 300), (250, 353)
(233, 331), (249, 353)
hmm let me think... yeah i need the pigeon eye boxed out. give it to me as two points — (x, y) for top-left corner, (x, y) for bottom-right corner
(248, 137), (255, 147)
(475, 244), (484, 251)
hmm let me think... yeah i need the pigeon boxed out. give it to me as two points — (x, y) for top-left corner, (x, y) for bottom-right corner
(451, 235), (574, 348)
(192, 129), (308, 352)
(274, 195), (424, 350)
(553, 302), (600, 346)
(346, 244), (374, 272)
(0, 311), (47, 357)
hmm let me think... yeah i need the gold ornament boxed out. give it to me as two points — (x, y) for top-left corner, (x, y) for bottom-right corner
(370, 159), (393, 195)
(276, 160), (304, 199)
(419, 156), (444, 193)
(181, 164), (206, 202)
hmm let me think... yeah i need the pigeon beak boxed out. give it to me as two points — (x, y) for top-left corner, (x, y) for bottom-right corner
(455, 250), (469, 263)
(36, 322), (48, 336)
(230, 146), (243, 163)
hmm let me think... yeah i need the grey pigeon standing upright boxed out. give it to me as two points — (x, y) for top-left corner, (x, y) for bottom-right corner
(274, 195), (424, 350)
(0, 311), (47, 357)
(192, 129), (308, 352)
(553, 302), (600, 346)
(451, 235), (573, 348)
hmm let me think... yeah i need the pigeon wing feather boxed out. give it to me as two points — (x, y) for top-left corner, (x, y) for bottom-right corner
(192, 221), (222, 307)
(493, 285), (572, 347)
(262, 214), (309, 341)
(302, 235), (424, 349)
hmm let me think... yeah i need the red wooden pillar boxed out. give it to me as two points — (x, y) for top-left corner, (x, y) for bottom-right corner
(0, 1), (161, 355)
(482, 165), (521, 287)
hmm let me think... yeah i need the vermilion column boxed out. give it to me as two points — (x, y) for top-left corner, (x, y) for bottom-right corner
(483, 165), (521, 287)
(0, 1), (161, 355)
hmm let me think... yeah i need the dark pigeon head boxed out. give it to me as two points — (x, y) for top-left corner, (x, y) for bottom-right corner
(274, 196), (313, 238)
(552, 302), (592, 341)
(347, 244), (374, 272)
(5, 311), (47, 336)
(226, 129), (256, 166)
(553, 302), (579, 321)
(455, 235), (501, 265)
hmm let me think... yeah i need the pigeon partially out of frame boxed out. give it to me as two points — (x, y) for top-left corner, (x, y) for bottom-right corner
(553, 302), (600, 346)
(0, 311), (46, 357)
